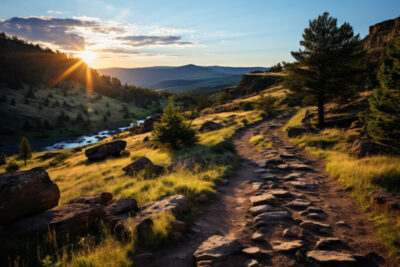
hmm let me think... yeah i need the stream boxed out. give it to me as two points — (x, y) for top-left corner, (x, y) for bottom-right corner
(44, 116), (150, 151)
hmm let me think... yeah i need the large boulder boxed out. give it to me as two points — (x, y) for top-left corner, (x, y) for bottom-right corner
(140, 115), (161, 133)
(106, 197), (138, 215)
(114, 195), (189, 236)
(68, 192), (113, 206)
(350, 139), (384, 158)
(85, 140), (127, 161)
(122, 157), (164, 176)
(199, 121), (223, 132)
(286, 123), (315, 138)
(193, 235), (241, 262)
(10, 203), (106, 236)
(167, 156), (207, 172)
(0, 168), (60, 225)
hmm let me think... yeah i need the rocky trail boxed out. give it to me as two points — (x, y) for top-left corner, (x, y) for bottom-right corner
(136, 115), (394, 267)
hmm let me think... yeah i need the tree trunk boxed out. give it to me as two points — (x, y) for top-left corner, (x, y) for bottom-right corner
(318, 94), (324, 128)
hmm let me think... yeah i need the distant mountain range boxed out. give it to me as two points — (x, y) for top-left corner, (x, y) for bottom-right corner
(97, 64), (268, 93)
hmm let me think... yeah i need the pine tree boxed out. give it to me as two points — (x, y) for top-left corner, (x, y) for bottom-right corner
(152, 98), (198, 149)
(284, 12), (365, 127)
(365, 37), (400, 152)
(19, 136), (32, 166)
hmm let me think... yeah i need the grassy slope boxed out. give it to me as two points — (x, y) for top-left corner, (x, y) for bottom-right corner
(1, 106), (264, 266)
(0, 85), (160, 145)
(285, 108), (400, 256)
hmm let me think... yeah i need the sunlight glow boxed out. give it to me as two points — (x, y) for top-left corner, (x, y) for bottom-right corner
(77, 50), (97, 65)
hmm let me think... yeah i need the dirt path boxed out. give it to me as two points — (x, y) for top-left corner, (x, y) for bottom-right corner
(136, 115), (394, 267)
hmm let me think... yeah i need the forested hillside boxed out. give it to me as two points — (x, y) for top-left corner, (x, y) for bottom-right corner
(0, 33), (167, 148)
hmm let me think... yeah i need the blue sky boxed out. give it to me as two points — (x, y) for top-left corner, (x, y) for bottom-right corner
(0, 0), (399, 68)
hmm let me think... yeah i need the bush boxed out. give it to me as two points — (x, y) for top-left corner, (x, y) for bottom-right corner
(120, 150), (130, 158)
(256, 94), (277, 116)
(152, 98), (198, 149)
(49, 153), (68, 166)
(240, 101), (254, 111)
(6, 160), (19, 172)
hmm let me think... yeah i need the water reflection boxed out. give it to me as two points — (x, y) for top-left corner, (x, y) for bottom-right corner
(44, 116), (149, 150)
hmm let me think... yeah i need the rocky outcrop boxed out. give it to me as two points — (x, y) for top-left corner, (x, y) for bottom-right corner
(85, 140), (127, 161)
(0, 168), (60, 225)
(350, 139), (384, 158)
(114, 195), (189, 236)
(130, 115), (161, 134)
(69, 192), (113, 206)
(123, 157), (164, 176)
(364, 17), (400, 57)
(198, 121), (223, 132)
(10, 203), (106, 236)
(106, 197), (138, 215)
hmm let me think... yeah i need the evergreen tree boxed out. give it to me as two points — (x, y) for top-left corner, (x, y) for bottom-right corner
(284, 12), (365, 127)
(152, 98), (198, 149)
(19, 136), (32, 166)
(365, 37), (400, 152)
(0, 152), (6, 165)
(10, 98), (16, 106)
(107, 110), (111, 117)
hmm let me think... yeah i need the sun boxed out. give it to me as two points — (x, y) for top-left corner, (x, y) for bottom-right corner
(77, 50), (97, 65)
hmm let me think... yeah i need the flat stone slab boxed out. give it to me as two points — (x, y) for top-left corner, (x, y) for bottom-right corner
(259, 173), (277, 180)
(254, 168), (267, 174)
(245, 259), (259, 267)
(254, 211), (291, 224)
(268, 189), (291, 198)
(287, 199), (311, 210)
(276, 164), (289, 170)
(300, 220), (331, 233)
(289, 181), (309, 189)
(271, 240), (303, 251)
(306, 250), (356, 264)
(251, 231), (264, 241)
(290, 163), (312, 170)
(250, 194), (276, 206)
(283, 173), (303, 181)
(307, 213), (326, 221)
(249, 204), (274, 216)
(252, 182), (264, 190)
(316, 237), (341, 249)
(242, 247), (261, 257)
(194, 235), (241, 261)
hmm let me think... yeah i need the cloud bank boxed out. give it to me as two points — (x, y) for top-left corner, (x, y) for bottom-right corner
(0, 16), (194, 55)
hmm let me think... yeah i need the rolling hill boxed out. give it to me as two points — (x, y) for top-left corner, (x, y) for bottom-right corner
(97, 64), (268, 93)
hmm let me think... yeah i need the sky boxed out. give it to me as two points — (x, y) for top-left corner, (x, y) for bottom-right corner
(0, 0), (399, 69)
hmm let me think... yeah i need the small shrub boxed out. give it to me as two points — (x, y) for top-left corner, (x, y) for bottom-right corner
(6, 160), (19, 172)
(152, 98), (198, 149)
(256, 94), (277, 116)
(241, 118), (248, 126)
(240, 101), (254, 111)
(120, 150), (131, 158)
(49, 153), (68, 166)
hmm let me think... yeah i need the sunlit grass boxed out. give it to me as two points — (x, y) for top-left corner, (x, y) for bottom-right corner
(249, 135), (273, 149)
(286, 111), (400, 255)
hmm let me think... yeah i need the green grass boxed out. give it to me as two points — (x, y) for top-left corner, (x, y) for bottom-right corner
(1, 106), (264, 266)
(249, 135), (273, 149)
(286, 109), (400, 256)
